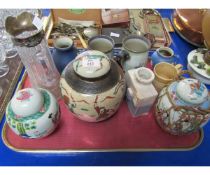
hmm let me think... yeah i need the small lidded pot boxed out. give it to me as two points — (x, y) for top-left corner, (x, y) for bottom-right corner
(60, 50), (126, 122)
(156, 78), (210, 135)
(6, 88), (60, 138)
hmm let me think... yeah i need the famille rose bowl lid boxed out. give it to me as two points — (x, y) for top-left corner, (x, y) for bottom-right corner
(73, 50), (111, 79)
(168, 78), (208, 106)
(10, 88), (44, 117)
(63, 50), (120, 94)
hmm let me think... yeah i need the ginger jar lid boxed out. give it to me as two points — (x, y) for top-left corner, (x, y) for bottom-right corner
(10, 88), (44, 117)
(73, 50), (111, 79)
(176, 78), (208, 105)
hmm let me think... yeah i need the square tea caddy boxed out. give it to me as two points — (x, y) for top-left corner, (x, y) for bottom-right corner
(125, 67), (158, 117)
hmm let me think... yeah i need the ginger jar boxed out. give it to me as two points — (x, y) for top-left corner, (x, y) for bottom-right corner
(60, 50), (126, 122)
(6, 88), (60, 138)
(156, 78), (210, 135)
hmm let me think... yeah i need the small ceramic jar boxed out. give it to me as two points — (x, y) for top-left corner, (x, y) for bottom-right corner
(60, 50), (126, 122)
(156, 78), (210, 135)
(126, 67), (158, 117)
(151, 47), (176, 67)
(52, 37), (78, 73)
(6, 88), (60, 138)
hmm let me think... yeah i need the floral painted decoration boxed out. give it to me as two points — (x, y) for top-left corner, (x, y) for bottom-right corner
(16, 90), (33, 102)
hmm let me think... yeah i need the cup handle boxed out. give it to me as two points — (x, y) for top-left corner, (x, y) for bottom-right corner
(174, 64), (183, 74)
(113, 50), (130, 67)
(176, 70), (194, 80)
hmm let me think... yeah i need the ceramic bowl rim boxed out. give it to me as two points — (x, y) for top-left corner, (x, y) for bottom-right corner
(122, 35), (151, 53)
(53, 37), (74, 51)
(83, 27), (99, 39)
(157, 47), (174, 58)
(88, 35), (115, 54)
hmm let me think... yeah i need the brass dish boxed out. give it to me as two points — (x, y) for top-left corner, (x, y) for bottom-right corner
(172, 9), (206, 47)
(202, 10), (210, 49)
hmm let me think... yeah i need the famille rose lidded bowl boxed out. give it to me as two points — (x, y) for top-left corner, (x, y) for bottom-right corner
(156, 78), (210, 135)
(6, 88), (60, 138)
(60, 50), (126, 122)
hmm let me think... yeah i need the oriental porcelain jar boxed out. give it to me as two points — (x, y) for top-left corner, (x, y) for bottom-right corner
(60, 50), (126, 122)
(156, 78), (210, 135)
(6, 88), (60, 138)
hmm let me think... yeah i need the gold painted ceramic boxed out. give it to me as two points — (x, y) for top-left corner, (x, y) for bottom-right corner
(153, 62), (182, 92)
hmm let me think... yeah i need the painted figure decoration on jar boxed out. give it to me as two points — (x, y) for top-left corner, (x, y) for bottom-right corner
(60, 50), (126, 122)
(155, 78), (210, 135)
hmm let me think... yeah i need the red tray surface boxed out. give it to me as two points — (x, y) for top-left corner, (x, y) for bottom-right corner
(3, 75), (202, 151)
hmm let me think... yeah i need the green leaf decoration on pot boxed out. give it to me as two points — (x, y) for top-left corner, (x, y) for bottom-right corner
(17, 123), (30, 137)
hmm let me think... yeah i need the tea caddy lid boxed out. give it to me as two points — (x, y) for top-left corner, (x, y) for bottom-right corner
(73, 50), (111, 79)
(10, 88), (44, 117)
(176, 78), (208, 105)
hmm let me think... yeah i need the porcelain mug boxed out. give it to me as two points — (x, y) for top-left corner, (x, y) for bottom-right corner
(115, 35), (151, 71)
(153, 62), (183, 92)
(88, 35), (115, 58)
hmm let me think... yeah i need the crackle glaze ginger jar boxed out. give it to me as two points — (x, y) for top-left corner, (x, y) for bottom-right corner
(156, 78), (210, 135)
(6, 88), (60, 138)
(60, 50), (126, 122)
